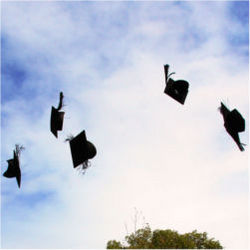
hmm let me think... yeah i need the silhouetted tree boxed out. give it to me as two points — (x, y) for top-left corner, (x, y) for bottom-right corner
(106, 225), (223, 249)
(125, 224), (152, 249)
(106, 240), (124, 249)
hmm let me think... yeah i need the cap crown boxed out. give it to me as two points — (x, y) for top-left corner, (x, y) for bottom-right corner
(164, 78), (189, 104)
(225, 108), (245, 133)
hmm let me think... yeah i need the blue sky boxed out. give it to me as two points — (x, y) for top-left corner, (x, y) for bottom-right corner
(1, 1), (249, 249)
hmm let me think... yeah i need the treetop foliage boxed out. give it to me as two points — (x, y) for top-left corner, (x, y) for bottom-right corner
(107, 224), (223, 249)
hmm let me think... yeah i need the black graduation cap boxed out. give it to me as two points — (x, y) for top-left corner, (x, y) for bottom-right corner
(219, 102), (245, 151)
(69, 130), (97, 168)
(50, 92), (65, 138)
(3, 150), (21, 188)
(164, 64), (189, 104)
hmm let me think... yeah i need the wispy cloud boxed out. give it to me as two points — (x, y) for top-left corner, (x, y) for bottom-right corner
(1, 1), (248, 249)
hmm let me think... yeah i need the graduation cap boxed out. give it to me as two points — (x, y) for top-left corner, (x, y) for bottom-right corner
(164, 64), (189, 104)
(50, 92), (65, 138)
(219, 102), (245, 151)
(69, 130), (97, 168)
(3, 148), (22, 188)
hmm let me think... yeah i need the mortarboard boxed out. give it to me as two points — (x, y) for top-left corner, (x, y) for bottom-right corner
(50, 107), (65, 138)
(50, 92), (65, 138)
(219, 102), (245, 151)
(69, 130), (97, 168)
(3, 150), (21, 188)
(164, 64), (189, 104)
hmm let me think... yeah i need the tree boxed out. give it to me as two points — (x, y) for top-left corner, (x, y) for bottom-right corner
(125, 224), (152, 249)
(106, 225), (223, 249)
(106, 240), (123, 249)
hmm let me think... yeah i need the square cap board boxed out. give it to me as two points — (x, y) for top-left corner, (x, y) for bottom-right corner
(70, 130), (90, 168)
(50, 106), (65, 138)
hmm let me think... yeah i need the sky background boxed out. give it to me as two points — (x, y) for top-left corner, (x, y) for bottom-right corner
(1, 1), (249, 249)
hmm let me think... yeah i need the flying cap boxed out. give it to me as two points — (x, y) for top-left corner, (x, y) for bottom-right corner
(219, 102), (245, 151)
(69, 130), (97, 168)
(164, 64), (189, 104)
(50, 107), (65, 138)
(50, 92), (65, 138)
(3, 150), (21, 188)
